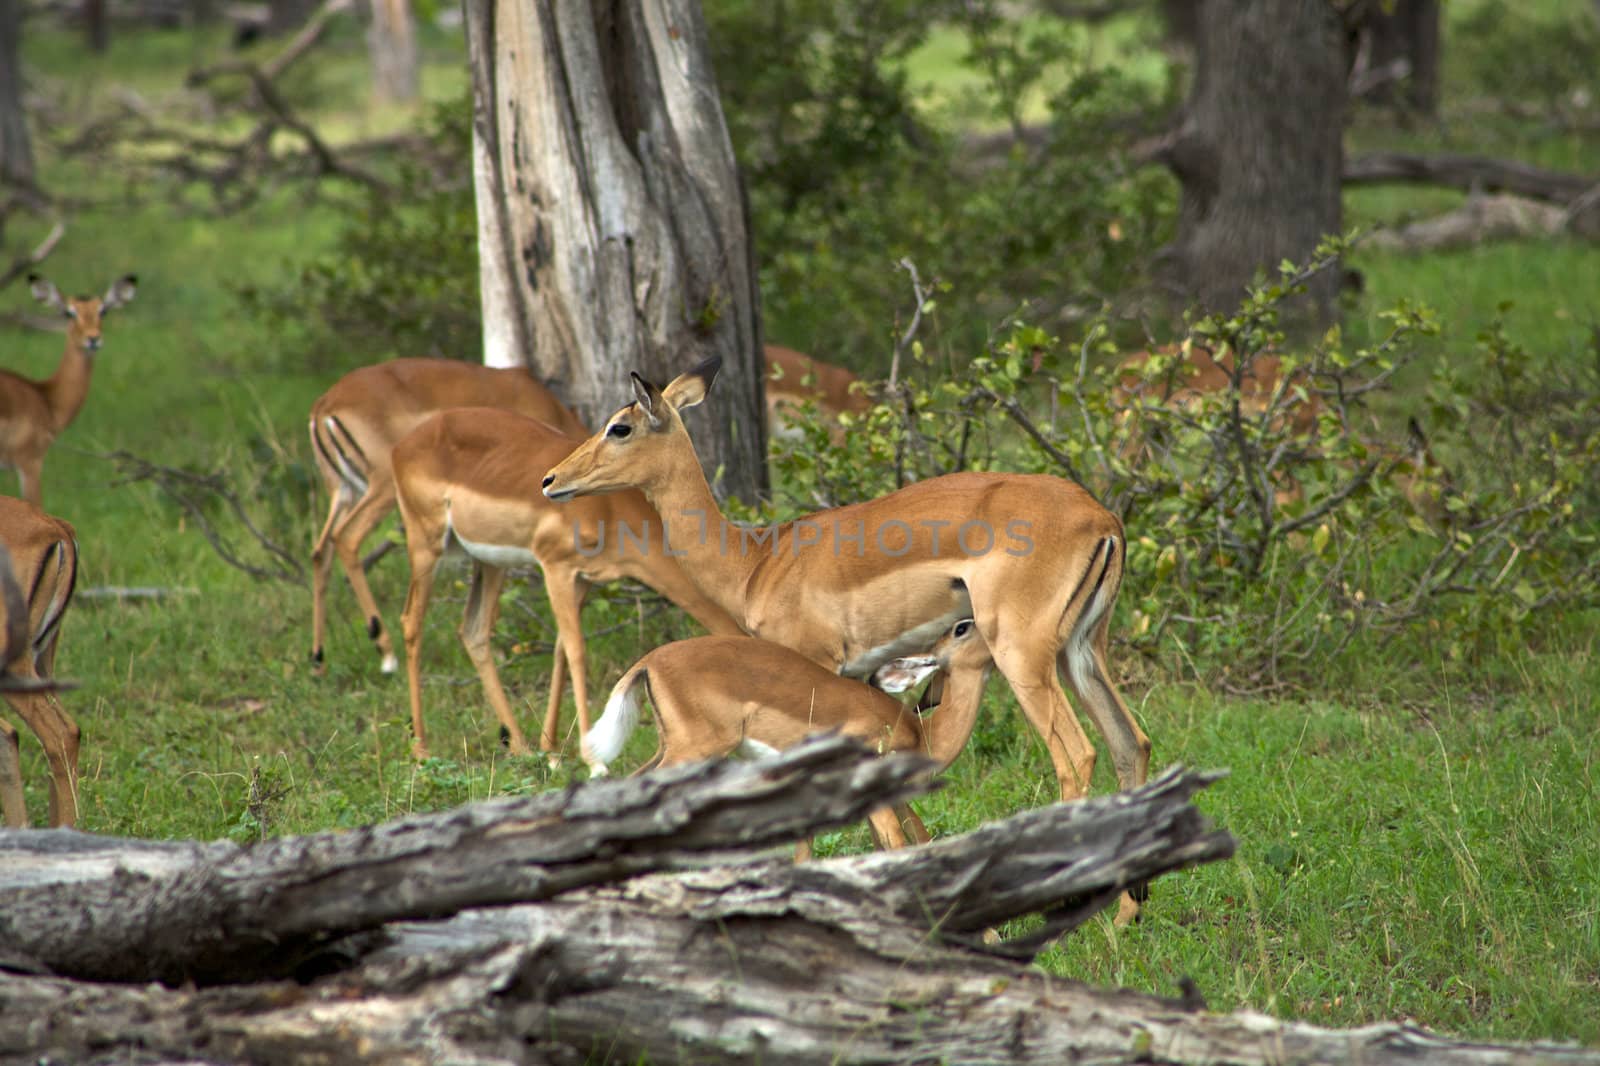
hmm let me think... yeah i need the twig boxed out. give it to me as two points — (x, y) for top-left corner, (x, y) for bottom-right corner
(0, 221), (66, 290)
(101, 450), (305, 585)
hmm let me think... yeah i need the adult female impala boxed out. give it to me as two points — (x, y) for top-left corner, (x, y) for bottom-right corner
(0, 274), (137, 507)
(390, 407), (742, 762)
(540, 358), (1151, 813)
(0, 497), (80, 828)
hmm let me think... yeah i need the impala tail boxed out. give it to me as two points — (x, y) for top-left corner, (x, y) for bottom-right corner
(310, 412), (371, 503)
(585, 662), (649, 775)
(1062, 535), (1120, 698)
(31, 537), (78, 659)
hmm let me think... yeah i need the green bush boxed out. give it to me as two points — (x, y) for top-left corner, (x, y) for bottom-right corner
(767, 242), (1600, 692)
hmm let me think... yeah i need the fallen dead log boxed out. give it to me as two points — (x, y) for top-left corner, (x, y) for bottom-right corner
(1366, 192), (1573, 253)
(0, 733), (936, 985)
(4, 765), (1595, 1064)
(1344, 151), (1593, 204)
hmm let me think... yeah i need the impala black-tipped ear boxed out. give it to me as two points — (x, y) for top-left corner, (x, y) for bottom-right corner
(28, 275), (65, 312)
(663, 355), (720, 412)
(631, 371), (665, 427)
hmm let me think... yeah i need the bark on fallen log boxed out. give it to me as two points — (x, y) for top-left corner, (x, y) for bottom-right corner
(1366, 193), (1573, 253)
(1344, 151), (1593, 204)
(4, 758), (1594, 1065)
(3, 767), (1594, 1064)
(0, 733), (937, 985)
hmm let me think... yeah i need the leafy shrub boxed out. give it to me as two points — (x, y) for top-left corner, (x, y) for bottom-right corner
(236, 90), (480, 373)
(767, 242), (1600, 692)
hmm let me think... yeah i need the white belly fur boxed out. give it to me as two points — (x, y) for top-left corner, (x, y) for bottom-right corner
(446, 513), (539, 569)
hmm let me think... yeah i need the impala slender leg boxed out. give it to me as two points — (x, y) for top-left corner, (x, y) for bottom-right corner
(867, 806), (913, 850)
(981, 624), (1097, 803)
(30, 629), (80, 827)
(542, 572), (593, 745)
(0, 714), (27, 827)
(538, 641), (570, 765)
(1060, 632), (1150, 794)
(400, 545), (440, 760)
(331, 483), (402, 674)
(308, 487), (348, 674)
(457, 563), (532, 756)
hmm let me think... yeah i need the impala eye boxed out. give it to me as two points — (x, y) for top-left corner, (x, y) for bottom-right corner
(953, 620), (974, 639)
(607, 422), (633, 439)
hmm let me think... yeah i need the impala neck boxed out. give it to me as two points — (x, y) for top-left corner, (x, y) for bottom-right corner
(637, 441), (760, 627)
(43, 334), (95, 434)
(603, 490), (745, 638)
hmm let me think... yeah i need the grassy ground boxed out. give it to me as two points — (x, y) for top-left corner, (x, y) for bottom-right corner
(6, 8), (1599, 1051)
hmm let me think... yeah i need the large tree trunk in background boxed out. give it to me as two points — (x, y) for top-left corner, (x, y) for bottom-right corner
(1160, 0), (1200, 48)
(1161, 0), (1345, 324)
(83, 0), (108, 51)
(466, 0), (768, 504)
(0, 0), (32, 188)
(1355, 0), (1439, 115)
(366, 0), (417, 103)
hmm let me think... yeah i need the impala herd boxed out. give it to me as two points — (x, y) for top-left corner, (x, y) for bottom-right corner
(4, 281), (1391, 926)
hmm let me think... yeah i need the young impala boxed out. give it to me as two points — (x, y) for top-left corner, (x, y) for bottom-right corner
(0, 274), (137, 507)
(583, 617), (995, 855)
(390, 407), (743, 762)
(763, 344), (872, 441)
(0, 497), (81, 828)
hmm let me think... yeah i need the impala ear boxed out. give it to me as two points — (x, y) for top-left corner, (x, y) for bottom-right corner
(28, 274), (66, 314)
(662, 355), (721, 412)
(102, 274), (138, 311)
(872, 655), (941, 695)
(631, 372), (665, 428)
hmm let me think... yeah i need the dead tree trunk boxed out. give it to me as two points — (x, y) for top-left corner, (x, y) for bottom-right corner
(465, 0), (768, 503)
(1159, 0), (1346, 324)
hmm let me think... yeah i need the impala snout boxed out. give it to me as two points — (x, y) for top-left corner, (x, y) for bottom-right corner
(82, 335), (102, 352)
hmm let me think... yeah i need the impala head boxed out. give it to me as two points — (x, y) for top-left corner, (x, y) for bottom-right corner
(872, 618), (989, 694)
(30, 274), (138, 353)
(541, 357), (720, 501)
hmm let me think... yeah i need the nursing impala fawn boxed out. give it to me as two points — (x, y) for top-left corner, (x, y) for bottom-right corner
(583, 617), (995, 857)
(0, 274), (137, 507)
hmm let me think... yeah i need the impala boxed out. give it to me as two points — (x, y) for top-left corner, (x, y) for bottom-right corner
(540, 358), (1151, 813)
(391, 407), (743, 762)
(308, 357), (588, 675)
(310, 347), (852, 673)
(764, 344), (873, 441)
(1112, 340), (1326, 508)
(584, 617), (992, 858)
(0, 274), (137, 507)
(0, 497), (80, 828)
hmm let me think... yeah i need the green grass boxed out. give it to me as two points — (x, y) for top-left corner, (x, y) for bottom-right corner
(6, 12), (1599, 1053)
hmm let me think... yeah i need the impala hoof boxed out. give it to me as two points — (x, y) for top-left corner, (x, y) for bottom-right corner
(587, 763), (609, 778)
